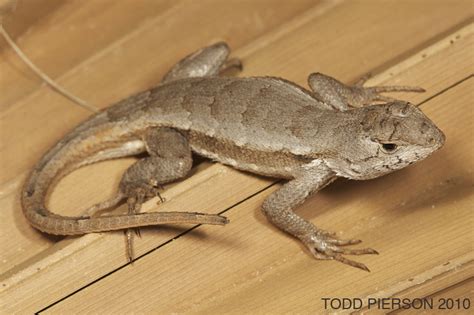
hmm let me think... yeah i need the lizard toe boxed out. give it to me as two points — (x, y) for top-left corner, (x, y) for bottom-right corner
(325, 237), (362, 246)
(304, 232), (376, 272)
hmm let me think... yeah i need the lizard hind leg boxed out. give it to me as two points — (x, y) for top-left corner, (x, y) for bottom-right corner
(119, 127), (194, 262)
(307, 72), (425, 111)
(162, 41), (242, 83)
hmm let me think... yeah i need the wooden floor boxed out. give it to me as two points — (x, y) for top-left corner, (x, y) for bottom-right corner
(0, 1), (473, 313)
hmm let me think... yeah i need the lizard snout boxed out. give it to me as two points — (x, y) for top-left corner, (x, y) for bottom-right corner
(424, 121), (445, 150)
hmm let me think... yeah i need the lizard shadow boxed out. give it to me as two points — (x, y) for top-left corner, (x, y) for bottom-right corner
(253, 151), (470, 226)
(309, 170), (468, 220)
(250, 151), (470, 263)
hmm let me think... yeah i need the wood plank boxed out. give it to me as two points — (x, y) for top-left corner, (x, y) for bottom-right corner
(0, 1), (472, 313)
(237, 0), (473, 84)
(396, 277), (473, 314)
(356, 255), (474, 314)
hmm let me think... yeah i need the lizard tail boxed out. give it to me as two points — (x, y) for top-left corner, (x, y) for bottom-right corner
(21, 112), (228, 236)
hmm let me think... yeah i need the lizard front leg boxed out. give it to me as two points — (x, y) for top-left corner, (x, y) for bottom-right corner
(262, 161), (377, 271)
(307, 72), (424, 111)
(162, 41), (242, 83)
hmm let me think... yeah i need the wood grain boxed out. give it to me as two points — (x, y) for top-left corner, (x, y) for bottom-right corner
(0, 0), (472, 313)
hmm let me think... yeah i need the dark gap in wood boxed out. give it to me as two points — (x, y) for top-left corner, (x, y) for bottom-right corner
(418, 75), (472, 108)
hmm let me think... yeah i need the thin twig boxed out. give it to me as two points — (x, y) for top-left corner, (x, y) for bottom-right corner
(0, 24), (99, 113)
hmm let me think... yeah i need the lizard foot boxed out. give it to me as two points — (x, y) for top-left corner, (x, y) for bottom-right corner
(308, 72), (425, 109)
(351, 73), (425, 105)
(302, 232), (378, 272)
(124, 183), (163, 262)
(355, 85), (425, 105)
(124, 181), (164, 210)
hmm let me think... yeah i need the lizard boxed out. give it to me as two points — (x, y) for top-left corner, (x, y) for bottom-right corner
(21, 42), (445, 271)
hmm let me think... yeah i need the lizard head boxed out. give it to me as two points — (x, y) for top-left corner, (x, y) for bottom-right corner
(325, 101), (445, 180)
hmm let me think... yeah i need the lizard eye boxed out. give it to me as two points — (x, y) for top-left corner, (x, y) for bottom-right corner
(381, 143), (398, 153)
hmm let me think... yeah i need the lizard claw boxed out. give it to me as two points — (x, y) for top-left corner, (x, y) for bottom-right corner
(332, 254), (371, 272)
(156, 191), (166, 204)
(134, 228), (142, 238)
(304, 232), (378, 272)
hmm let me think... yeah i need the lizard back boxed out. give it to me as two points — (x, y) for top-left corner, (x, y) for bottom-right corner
(107, 76), (334, 177)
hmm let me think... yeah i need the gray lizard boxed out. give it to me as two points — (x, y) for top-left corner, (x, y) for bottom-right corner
(22, 42), (445, 271)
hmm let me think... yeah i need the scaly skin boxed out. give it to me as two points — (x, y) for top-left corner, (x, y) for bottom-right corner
(22, 42), (445, 270)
